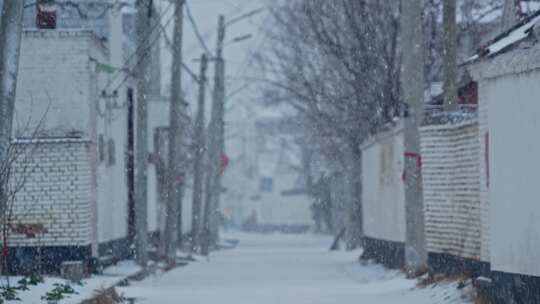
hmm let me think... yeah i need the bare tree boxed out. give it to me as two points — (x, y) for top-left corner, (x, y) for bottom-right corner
(425, 0), (505, 85)
(270, 0), (410, 266)
(258, 0), (508, 249)
(443, 0), (458, 111)
(0, 0), (25, 228)
(501, 0), (519, 31)
(259, 0), (401, 247)
(0, 100), (50, 276)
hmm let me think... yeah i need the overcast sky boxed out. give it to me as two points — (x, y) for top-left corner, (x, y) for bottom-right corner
(157, 0), (272, 160)
(160, 0), (270, 114)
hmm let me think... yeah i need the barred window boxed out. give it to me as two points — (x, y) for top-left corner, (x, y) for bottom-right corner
(98, 134), (106, 163)
(107, 139), (116, 166)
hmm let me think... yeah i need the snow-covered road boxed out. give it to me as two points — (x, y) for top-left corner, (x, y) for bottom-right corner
(119, 232), (472, 304)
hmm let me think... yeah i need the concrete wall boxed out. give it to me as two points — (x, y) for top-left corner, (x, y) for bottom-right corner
(14, 30), (106, 138)
(483, 71), (540, 277)
(478, 81), (491, 263)
(95, 93), (129, 245)
(361, 127), (406, 243)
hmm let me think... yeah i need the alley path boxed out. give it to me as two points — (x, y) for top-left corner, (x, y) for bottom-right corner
(119, 232), (471, 304)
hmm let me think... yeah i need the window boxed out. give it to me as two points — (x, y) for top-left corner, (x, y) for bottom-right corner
(36, 0), (57, 29)
(98, 134), (105, 163)
(260, 177), (273, 192)
(107, 139), (116, 166)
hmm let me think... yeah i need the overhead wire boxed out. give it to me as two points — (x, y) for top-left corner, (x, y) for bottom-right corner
(182, 2), (258, 62)
(102, 0), (175, 93)
(159, 21), (202, 84)
(185, 0), (212, 56)
(107, 5), (176, 94)
(225, 11), (271, 111)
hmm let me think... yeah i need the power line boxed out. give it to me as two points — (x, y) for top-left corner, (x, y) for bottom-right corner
(185, 0), (212, 56)
(159, 20), (202, 84)
(183, 4), (258, 61)
(226, 8), (264, 27)
(159, 19), (215, 103)
(102, 1), (175, 92)
(108, 8), (176, 94)
(225, 13), (270, 110)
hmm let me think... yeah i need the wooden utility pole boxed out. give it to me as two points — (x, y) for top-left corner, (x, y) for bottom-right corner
(191, 53), (208, 252)
(202, 15), (226, 255)
(400, 0), (427, 276)
(502, 0), (520, 32)
(164, 0), (186, 265)
(443, 0), (458, 111)
(134, 0), (152, 266)
(134, 0), (155, 266)
(0, 1), (24, 204)
(212, 78), (226, 246)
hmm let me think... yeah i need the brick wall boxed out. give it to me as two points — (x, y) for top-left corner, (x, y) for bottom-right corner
(420, 118), (483, 260)
(7, 139), (92, 248)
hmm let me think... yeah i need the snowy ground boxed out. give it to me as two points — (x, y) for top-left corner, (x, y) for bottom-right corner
(119, 232), (474, 304)
(3, 261), (142, 304)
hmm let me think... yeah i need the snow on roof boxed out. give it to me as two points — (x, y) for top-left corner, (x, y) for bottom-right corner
(522, 1), (540, 15)
(460, 1), (540, 24)
(467, 10), (540, 62)
(486, 14), (540, 56)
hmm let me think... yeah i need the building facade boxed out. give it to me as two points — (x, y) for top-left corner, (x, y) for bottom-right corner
(1, 0), (170, 272)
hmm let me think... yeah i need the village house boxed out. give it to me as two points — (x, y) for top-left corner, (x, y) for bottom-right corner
(222, 109), (312, 233)
(468, 9), (540, 302)
(352, 4), (540, 302)
(0, 0), (174, 273)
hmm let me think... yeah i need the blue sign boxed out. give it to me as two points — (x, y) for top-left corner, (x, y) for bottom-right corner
(260, 177), (273, 192)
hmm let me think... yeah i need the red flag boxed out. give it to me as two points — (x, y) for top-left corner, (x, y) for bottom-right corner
(220, 153), (229, 175)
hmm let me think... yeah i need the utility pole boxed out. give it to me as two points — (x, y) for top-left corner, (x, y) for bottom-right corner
(400, 0), (427, 276)
(134, 0), (152, 266)
(191, 53), (208, 252)
(502, 0), (520, 32)
(164, 0), (186, 265)
(202, 15), (226, 255)
(443, 0), (458, 111)
(213, 93), (226, 245)
(0, 0), (24, 210)
(211, 16), (227, 249)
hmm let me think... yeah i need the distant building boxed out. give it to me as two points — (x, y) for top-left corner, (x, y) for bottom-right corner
(222, 109), (313, 233)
